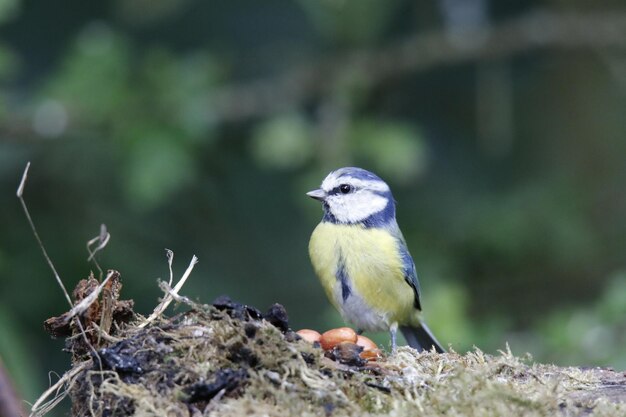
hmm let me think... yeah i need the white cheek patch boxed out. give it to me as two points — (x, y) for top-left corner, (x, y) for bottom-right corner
(327, 191), (388, 223)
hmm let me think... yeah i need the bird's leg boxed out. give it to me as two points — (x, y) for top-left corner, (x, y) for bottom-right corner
(390, 322), (398, 354)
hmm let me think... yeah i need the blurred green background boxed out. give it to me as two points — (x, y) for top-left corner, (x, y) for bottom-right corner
(1, 0), (626, 411)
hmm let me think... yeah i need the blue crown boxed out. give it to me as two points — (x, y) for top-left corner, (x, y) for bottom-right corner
(334, 167), (385, 184)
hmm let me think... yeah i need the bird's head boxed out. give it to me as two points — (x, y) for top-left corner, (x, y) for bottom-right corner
(307, 167), (396, 225)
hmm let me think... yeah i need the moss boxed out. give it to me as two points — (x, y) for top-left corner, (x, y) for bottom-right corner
(40, 288), (626, 417)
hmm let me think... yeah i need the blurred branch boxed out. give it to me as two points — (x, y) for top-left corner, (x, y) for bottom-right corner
(211, 10), (626, 122)
(3, 9), (626, 141)
(0, 357), (26, 417)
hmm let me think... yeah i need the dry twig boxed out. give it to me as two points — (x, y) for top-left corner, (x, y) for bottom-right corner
(138, 253), (198, 328)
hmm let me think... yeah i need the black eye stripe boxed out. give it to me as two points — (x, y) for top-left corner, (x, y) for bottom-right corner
(329, 184), (355, 195)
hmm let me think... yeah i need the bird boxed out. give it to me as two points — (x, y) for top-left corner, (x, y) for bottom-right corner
(307, 167), (445, 353)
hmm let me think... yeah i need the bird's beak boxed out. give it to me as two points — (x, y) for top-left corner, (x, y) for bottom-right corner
(306, 189), (326, 201)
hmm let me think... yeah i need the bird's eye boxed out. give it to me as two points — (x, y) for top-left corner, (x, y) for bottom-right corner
(339, 184), (352, 194)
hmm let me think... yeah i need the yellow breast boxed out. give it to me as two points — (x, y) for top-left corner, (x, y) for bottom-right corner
(308, 222), (417, 328)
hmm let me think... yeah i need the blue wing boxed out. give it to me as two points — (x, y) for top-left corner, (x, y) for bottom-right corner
(387, 222), (422, 311)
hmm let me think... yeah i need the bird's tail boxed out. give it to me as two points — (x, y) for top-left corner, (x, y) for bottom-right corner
(400, 322), (445, 353)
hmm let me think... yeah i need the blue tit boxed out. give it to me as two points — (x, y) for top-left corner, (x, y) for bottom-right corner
(307, 167), (444, 353)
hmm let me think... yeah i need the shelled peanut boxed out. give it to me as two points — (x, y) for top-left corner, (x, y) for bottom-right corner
(296, 327), (381, 361)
